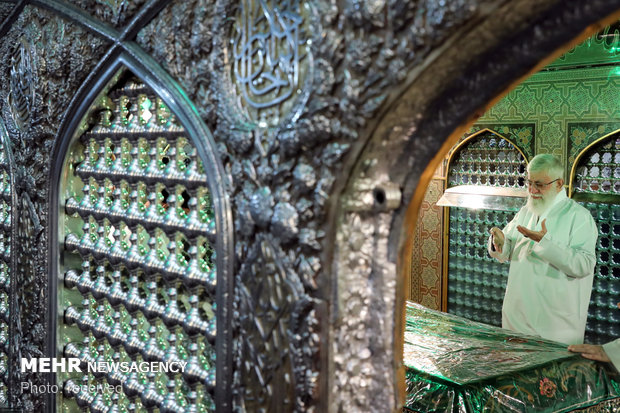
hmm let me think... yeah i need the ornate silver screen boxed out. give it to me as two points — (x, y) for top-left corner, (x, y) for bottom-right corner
(581, 201), (620, 344)
(573, 133), (620, 344)
(447, 208), (514, 325)
(573, 137), (620, 195)
(58, 72), (217, 412)
(446, 133), (527, 325)
(448, 135), (527, 188)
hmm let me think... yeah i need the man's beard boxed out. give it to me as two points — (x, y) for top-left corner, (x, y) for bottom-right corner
(526, 191), (558, 216)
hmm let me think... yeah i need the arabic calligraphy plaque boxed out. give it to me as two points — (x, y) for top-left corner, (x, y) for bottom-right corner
(229, 0), (313, 127)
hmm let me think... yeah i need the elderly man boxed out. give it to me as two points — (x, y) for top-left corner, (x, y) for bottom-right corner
(488, 153), (597, 345)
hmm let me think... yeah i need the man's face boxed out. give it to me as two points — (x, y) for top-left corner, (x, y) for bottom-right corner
(526, 170), (562, 215)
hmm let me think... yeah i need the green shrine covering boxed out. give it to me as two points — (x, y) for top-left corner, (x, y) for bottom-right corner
(403, 301), (620, 412)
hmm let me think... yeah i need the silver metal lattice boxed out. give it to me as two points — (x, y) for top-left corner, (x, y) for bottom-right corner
(446, 132), (526, 325)
(573, 137), (620, 195)
(573, 134), (620, 344)
(59, 73), (217, 412)
(448, 135), (527, 188)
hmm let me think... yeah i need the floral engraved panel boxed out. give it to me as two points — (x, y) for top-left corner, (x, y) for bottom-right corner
(66, 0), (149, 27)
(228, 0), (314, 127)
(0, 7), (108, 411)
(15, 194), (44, 412)
(8, 37), (38, 133)
(0, 4), (15, 22)
(0, 121), (13, 407)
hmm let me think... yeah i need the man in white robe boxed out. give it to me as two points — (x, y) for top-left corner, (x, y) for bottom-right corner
(489, 154), (597, 345)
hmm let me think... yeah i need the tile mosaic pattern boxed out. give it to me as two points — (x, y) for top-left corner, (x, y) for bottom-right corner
(411, 179), (443, 309)
(468, 124), (535, 161)
(478, 66), (620, 173)
(568, 122), (620, 168)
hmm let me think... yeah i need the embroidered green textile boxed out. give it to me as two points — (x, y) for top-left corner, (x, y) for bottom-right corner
(404, 302), (620, 412)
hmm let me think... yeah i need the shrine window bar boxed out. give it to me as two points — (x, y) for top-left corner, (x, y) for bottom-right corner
(442, 130), (527, 326)
(570, 130), (620, 344)
(52, 61), (232, 412)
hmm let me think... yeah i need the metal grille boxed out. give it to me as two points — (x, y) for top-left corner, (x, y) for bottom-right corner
(582, 201), (620, 344)
(573, 137), (620, 195)
(573, 135), (620, 344)
(447, 208), (511, 325)
(448, 135), (527, 188)
(59, 74), (216, 411)
(446, 133), (527, 325)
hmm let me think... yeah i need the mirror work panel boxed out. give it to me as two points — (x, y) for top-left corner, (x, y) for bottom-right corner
(573, 132), (620, 344)
(446, 132), (527, 325)
(57, 69), (217, 412)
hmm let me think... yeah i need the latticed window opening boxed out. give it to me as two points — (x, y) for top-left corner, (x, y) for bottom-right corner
(59, 72), (217, 412)
(447, 208), (513, 325)
(574, 137), (620, 195)
(573, 134), (620, 344)
(448, 135), (527, 188)
(580, 202), (620, 344)
(446, 133), (527, 326)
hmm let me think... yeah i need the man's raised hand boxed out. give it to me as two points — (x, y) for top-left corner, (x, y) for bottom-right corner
(517, 219), (547, 242)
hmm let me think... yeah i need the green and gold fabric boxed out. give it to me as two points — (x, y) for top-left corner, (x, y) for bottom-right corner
(404, 302), (620, 412)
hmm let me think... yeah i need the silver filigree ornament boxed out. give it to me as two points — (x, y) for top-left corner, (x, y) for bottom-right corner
(8, 38), (37, 133)
(229, 0), (315, 128)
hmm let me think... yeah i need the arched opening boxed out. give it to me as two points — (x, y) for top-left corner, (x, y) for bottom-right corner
(570, 129), (620, 344)
(401, 17), (620, 412)
(440, 130), (527, 324)
(328, 4), (620, 412)
(49, 55), (233, 412)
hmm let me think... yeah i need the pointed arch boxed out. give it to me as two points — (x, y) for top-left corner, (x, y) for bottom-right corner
(440, 129), (528, 320)
(49, 53), (233, 411)
(446, 128), (529, 190)
(569, 128), (620, 198)
(568, 128), (620, 345)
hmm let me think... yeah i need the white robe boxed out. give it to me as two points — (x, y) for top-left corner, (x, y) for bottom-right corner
(488, 189), (597, 345)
